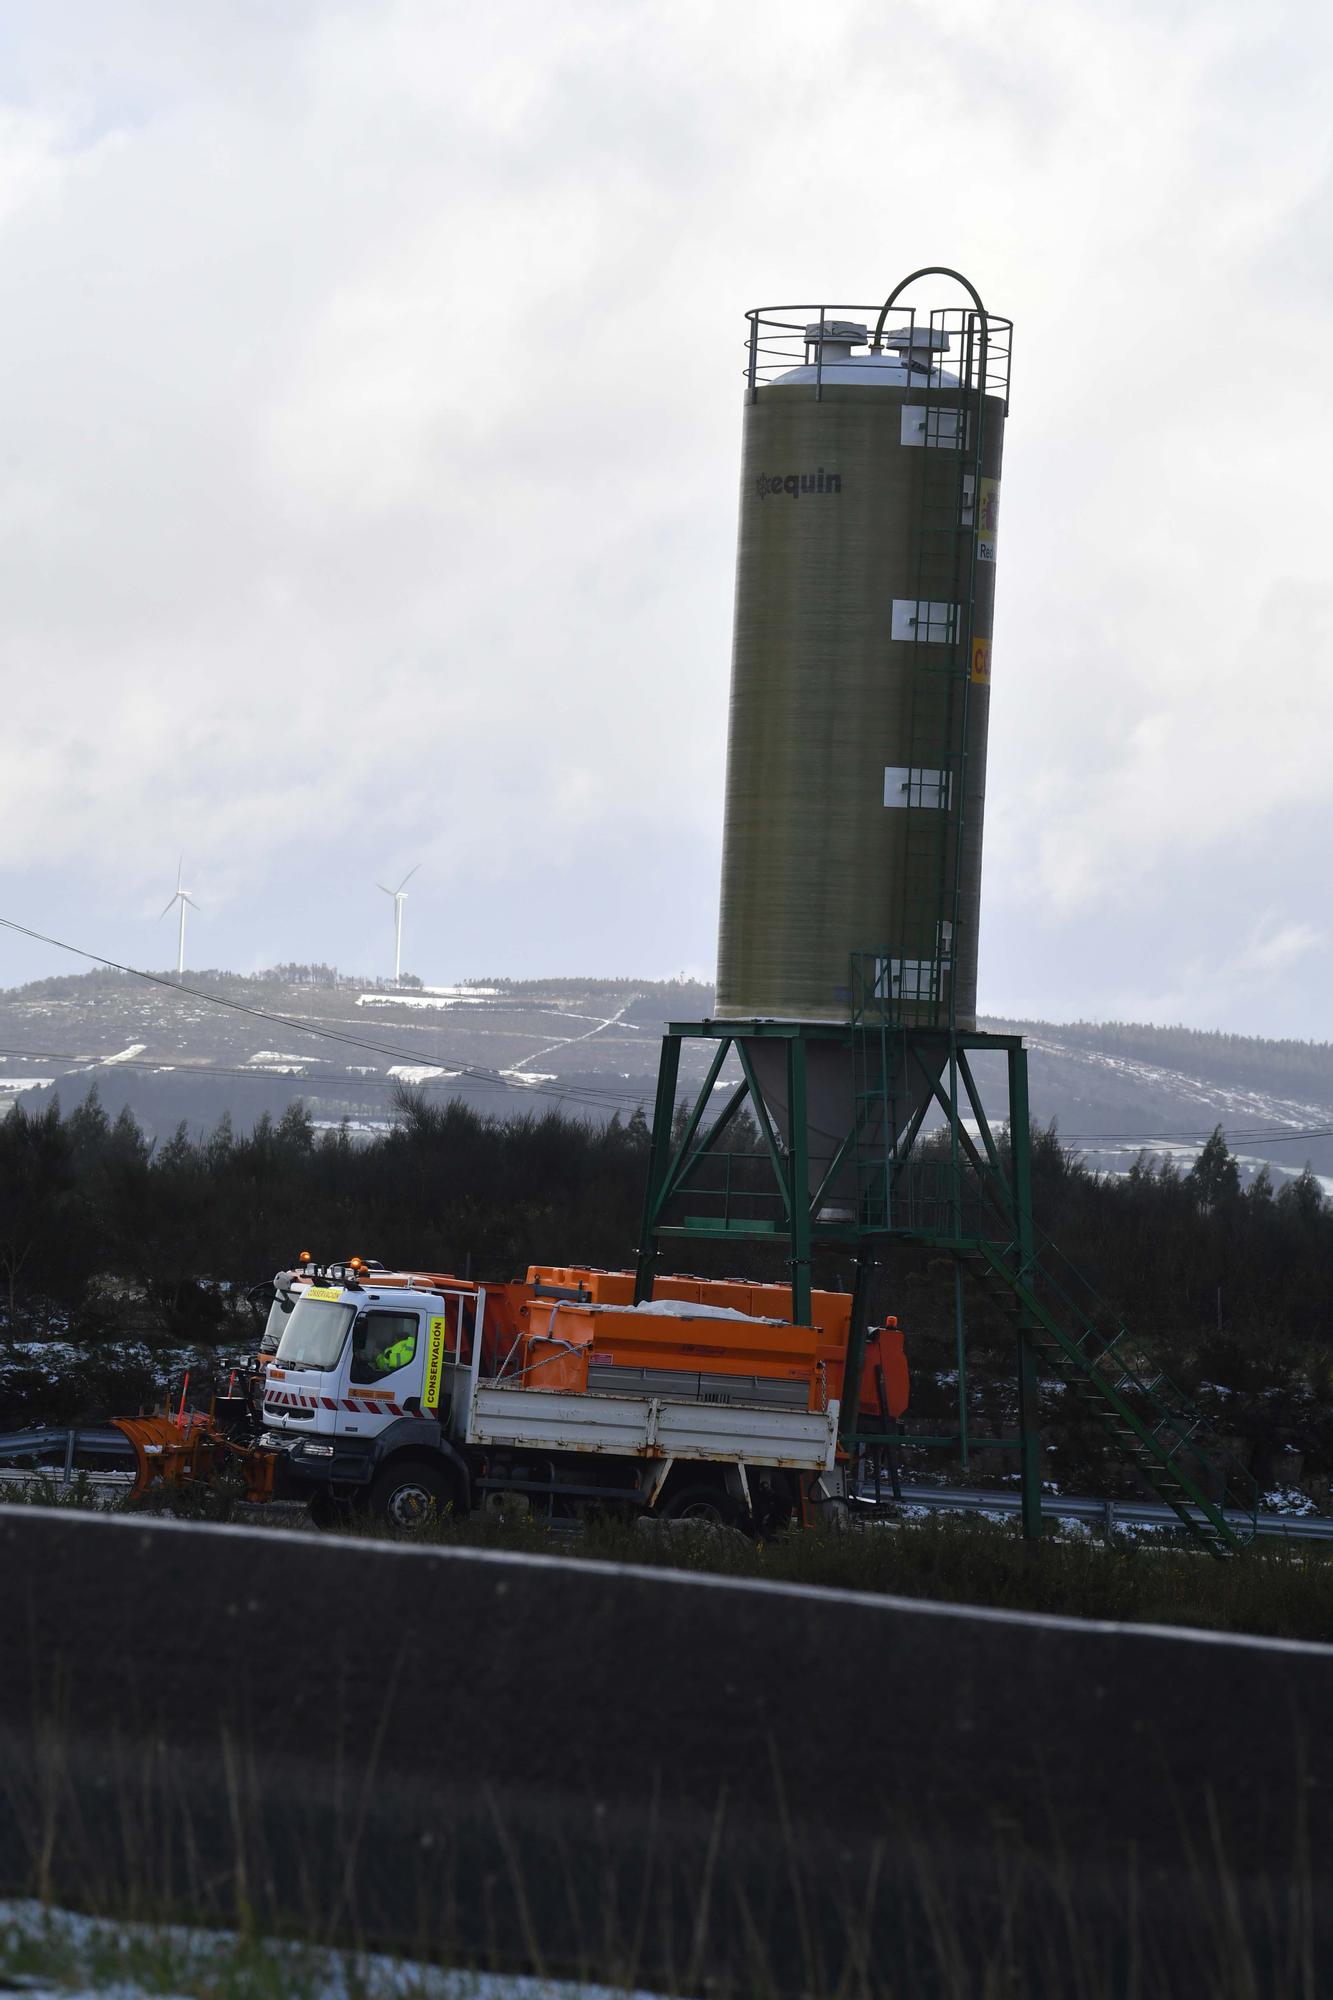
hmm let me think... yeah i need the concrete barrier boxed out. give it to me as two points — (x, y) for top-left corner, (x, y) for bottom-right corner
(2, 1505), (1331, 1992)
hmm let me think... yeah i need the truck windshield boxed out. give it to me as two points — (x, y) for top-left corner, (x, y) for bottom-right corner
(259, 1296), (292, 1356)
(275, 1297), (356, 1373)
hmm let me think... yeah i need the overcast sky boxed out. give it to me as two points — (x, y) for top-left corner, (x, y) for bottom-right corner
(0, 0), (1329, 1036)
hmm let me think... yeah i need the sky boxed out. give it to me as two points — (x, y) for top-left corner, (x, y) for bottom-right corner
(0, 0), (1330, 1036)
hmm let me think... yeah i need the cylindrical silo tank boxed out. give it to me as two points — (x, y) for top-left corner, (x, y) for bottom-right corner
(716, 277), (1011, 1031)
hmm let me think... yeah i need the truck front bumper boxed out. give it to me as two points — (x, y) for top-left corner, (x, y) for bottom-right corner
(259, 1431), (376, 1501)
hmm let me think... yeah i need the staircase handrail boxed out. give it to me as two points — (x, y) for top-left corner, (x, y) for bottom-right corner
(982, 1231), (1261, 1538)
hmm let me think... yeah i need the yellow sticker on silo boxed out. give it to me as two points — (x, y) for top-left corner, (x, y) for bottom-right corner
(976, 479), (1000, 561)
(971, 639), (990, 685)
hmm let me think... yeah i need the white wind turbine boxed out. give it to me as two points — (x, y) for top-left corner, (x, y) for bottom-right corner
(378, 865), (420, 983)
(160, 857), (198, 977)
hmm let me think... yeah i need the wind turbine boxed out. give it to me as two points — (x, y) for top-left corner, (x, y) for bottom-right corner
(160, 858), (198, 977)
(378, 865), (420, 983)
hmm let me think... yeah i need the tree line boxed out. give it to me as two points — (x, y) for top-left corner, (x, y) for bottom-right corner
(0, 1087), (658, 1340)
(1, 1087), (1331, 1478)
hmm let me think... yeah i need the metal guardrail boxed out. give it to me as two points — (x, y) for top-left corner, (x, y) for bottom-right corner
(868, 1482), (1333, 1543)
(0, 1425), (136, 1493)
(4, 1431), (1328, 1544)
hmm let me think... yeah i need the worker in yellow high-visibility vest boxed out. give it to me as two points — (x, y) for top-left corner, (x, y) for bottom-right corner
(372, 1334), (415, 1374)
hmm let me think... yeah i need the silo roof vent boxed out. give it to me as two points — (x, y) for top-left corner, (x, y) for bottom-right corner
(770, 312), (958, 388)
(803, 319), (869, 359)
(881, 325), (951, 354)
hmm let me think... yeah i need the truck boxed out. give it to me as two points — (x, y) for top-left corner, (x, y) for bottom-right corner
(251, 1255), (909, 1533)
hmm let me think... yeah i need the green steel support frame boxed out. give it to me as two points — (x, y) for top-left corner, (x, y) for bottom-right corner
(633, 1018), (1261, 1556)
(633, 1015), (1033, 1488)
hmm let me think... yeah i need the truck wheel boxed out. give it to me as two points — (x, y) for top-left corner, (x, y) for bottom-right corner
(663, 1485), (746, 1529)
(369, 1459), (454, 1530)
(307, 1492), (357, 1532)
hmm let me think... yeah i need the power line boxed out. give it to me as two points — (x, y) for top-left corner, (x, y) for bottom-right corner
(0, 917), (656, 1117)
(4, 914), (1330, 1148)
(2, 1041), (1331, 1153)
(1057, 1127), (1333, 1149)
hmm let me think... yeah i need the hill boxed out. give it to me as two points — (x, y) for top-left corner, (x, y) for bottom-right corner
(0, 966), (1329, 1191)
(0, 965), (707, 1137)
(985, 1018), (1333, 1187)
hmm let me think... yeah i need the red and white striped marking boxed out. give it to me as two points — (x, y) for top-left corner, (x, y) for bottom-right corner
(264, 1387), (409, 1417)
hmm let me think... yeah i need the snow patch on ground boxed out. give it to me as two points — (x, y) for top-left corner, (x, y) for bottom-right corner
(1014, 1033), (1333, 1193)
(505, 1004), (630, 1077)
(0, 1899), (666, 1998)
(358, 992), (499, 1010)
(0, 1337), (253, 1403)
(1020, 1033), (1333, 1131)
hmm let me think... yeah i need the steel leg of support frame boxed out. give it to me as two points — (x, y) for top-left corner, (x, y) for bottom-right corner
(634, 1035), (681, 1301)
(1008, 1045), (1043, 1541)
(786, 1035), (812, 1328)
(839, 1255), (874, 1449)
(954, 1259), (969, 1474)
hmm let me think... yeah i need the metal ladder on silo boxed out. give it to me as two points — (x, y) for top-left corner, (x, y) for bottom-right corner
(890, 309), (991, 1033)
(848, 967), (911, 1230)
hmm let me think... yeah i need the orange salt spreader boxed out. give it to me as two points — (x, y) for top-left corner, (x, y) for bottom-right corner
(524, 1266), (908, 1429)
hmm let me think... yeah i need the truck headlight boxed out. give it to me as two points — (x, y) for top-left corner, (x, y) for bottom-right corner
(300, 1442), (335, 1458)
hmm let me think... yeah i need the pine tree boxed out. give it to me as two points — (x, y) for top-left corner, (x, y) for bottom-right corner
(1186, 1128), (1240, 1211)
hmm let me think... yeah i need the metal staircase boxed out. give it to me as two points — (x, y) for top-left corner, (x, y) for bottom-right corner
(960, 1237), (1260, 1557)
(835, 983), (1258, 1557)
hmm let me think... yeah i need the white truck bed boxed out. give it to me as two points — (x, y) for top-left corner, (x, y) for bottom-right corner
(466, 1381), (839, 1471)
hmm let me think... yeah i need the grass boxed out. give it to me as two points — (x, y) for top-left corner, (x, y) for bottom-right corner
(0, 1779), (1323, 2000)
(380, 1507), (1333, 1644)
(4, 1494), (1330, 1995)
(7, 1471), (1333, 1644)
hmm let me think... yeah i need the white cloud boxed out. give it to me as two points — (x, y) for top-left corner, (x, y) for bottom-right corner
(1226, 922), (1327, 982)
(0, 0), (1329, 1028)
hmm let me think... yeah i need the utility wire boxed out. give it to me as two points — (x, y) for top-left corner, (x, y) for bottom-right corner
(3, 915), (1331, 1147)
(0, 917), (656, 1116)
(2, 1039), (1331, 1152)
(1059, 1128), (1333, 1148)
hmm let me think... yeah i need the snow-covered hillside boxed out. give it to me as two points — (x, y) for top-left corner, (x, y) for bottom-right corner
(0, 967), (1329, 1189)
(987, 1021), (1333, 1191)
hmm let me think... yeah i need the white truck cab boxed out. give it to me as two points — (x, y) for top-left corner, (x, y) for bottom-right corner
(260, 1274), (480, 1525)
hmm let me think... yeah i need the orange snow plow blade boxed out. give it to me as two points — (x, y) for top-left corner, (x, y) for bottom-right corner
(112, 1413), (276, 1504)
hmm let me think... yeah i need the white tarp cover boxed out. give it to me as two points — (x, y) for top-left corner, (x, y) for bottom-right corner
(577, 1299), (786, 1326)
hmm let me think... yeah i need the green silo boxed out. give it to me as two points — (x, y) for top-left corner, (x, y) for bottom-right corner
(716, 284), (1011, 1031)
